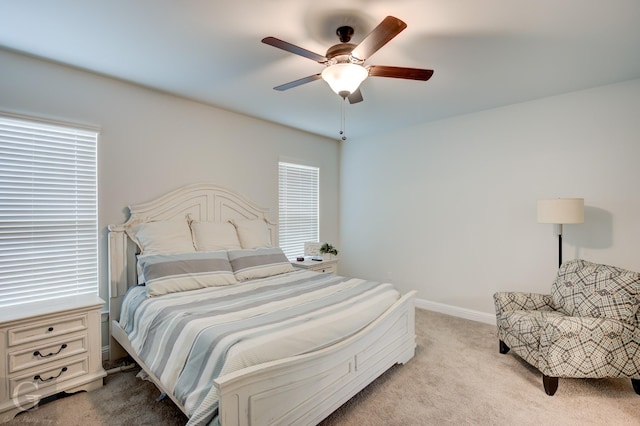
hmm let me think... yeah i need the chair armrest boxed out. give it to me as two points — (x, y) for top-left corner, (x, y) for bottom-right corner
(493, 291), (554, 316)
(542, 315), (637, 343)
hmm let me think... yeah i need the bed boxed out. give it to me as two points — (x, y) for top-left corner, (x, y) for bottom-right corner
(108, 183), (416, 426)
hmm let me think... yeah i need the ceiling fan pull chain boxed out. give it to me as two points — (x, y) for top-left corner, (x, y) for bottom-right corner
(339, 98), (347, 141)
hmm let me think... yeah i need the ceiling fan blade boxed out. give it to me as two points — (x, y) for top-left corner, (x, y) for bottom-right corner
(368, 65), (434, 81)
(262, 37), (327, 63)
(273, 74), (322, 91)
(350, 16), (407, 61)
(348, 88), (363, 104)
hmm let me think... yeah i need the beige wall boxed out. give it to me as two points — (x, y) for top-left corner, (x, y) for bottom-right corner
(5, 46), (640, 332)
(340, 78), (640, 322)
(0, 48), (340, 313)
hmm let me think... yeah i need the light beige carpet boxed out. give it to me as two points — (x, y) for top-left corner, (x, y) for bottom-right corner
(6, 309), (640, 425)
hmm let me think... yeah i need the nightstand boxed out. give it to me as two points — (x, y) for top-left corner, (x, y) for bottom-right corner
(292, 258), (338, 275)
(0, 294), (107, 422)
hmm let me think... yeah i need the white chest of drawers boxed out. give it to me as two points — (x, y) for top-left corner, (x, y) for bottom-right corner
(0, 295), (107, 422)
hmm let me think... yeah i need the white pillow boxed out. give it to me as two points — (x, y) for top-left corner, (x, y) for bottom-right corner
(191, 221), (242, 251)
(130, 220), (196, 254)
(230, 219), (272, 249)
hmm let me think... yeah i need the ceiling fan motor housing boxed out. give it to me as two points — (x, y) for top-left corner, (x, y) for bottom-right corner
(325, 43), (362, 65)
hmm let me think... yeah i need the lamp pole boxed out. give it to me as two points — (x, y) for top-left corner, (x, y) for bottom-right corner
(558, 224), (563, 268)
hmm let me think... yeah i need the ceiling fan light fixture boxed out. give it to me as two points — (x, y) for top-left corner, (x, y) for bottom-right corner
(321, 63), (368, 98)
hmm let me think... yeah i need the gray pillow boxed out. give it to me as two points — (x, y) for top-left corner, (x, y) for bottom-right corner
(228, 247), (294, 281)
(138, 251), (237, 296)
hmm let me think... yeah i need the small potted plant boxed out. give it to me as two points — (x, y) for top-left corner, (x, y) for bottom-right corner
(319, 242), (338, 261)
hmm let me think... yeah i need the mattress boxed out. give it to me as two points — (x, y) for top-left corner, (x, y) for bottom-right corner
(119, 269), (400, 425)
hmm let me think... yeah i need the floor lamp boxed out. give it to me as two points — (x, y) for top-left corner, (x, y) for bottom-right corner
(537, 198), (584, 268)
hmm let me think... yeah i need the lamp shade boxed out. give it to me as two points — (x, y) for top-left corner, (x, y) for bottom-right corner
(537, 198), (584, 224)
(321, 63), (368, 97)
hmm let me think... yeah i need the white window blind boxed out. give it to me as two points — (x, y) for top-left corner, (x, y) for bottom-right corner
(0, 114), (98, 308)
(278, 161), (319, 260)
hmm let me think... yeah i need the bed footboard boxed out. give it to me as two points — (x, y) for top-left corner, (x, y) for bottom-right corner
(112, 290), (416, 425)
(215, 290), (416, 426)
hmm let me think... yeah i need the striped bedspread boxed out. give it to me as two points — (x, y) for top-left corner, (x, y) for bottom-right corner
(119, 269), (400, 426)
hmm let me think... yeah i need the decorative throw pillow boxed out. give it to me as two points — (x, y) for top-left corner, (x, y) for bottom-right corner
(191, 221), (242, 251)
(228, 247), (294, 281)
(129, 219), (196, 254)
(551, 259), (640, 323)
(138, 251), (237, 296)
(230, 218), (272, 249)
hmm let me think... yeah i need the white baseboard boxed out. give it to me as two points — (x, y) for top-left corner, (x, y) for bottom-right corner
(415, 298), (496, 325)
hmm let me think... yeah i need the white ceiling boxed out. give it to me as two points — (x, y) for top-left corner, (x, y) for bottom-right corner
(2, 1), (640, 140)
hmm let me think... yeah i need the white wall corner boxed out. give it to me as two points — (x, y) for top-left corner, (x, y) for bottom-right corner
(416, 298), (496, 325)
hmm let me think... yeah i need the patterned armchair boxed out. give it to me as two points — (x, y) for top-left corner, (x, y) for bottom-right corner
(494, 259), (640, 396)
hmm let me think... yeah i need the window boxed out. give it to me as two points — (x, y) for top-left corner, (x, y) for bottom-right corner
(278, 161), (319, 260)
(0, 114), (99, 308)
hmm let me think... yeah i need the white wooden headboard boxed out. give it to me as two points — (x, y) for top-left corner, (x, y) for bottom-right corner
(107, 183), (277, 331)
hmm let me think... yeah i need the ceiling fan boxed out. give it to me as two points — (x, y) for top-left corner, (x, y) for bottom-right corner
(262, 16), (434, 104)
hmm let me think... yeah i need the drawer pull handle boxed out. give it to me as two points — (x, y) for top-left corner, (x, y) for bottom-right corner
(34, 367), (68, 383)
(33, 343), (68, 358)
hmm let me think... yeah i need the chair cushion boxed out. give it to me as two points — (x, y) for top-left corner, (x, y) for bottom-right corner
(498, 310), (566, 346)
(551, 259), (640, 324)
